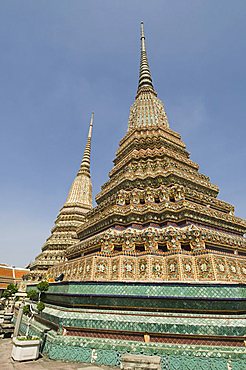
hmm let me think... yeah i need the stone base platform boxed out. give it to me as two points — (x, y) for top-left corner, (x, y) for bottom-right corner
(23, 281), (246, 369)
(19, 309), (246, 370)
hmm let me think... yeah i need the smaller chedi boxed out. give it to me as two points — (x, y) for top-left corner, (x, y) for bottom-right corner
(28, 114), (94, 281)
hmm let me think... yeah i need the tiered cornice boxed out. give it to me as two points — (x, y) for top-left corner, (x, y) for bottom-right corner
(116, 126), (187, 161)
(49, 223), (246, 284)
(75, 197), (245, 243)
(68, 224), (246, 260)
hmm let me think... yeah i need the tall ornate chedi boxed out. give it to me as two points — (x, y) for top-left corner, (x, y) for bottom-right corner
(29, 114), (94, 279)
(49, 23), (246, 284)
(26, 24), (246, 370)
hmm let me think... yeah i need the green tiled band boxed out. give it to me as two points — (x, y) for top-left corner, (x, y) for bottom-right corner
(19, 316), (246, 370)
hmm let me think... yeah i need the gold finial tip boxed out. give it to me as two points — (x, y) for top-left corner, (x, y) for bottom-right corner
(140, 22), (145, 39)
(88, 113), (94, 138)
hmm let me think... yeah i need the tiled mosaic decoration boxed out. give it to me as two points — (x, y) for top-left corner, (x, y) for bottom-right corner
(36, 281), (246, 312)
(48, 251), (246, 284)
(44, 281), (246, 299)
(19, 317), (246, 370)
(40, 305), (246, 338)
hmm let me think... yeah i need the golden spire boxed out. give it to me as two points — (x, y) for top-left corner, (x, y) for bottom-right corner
(78, 112), (94, 176)
(137, 22), (156, 97)
(65, 113), (94, 206)
(128, 23), (169, 130)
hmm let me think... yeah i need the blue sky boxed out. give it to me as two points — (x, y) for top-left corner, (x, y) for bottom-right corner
(0, 1), (245, 267)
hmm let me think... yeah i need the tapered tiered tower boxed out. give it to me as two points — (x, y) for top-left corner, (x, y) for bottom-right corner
(28, 114), (94, 280)
(26, 24), (246, 369)
(49, 23), (246, 284)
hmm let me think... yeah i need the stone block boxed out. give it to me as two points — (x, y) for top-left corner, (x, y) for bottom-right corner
(121, 354), (161, 370)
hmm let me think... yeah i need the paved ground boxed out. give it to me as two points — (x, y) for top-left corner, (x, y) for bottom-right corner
(0, 339), (116, 370)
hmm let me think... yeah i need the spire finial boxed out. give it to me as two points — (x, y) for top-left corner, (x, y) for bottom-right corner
(140, 22), (146, 52)
(78, 112), (94, 176)
(88, 112), (94, 138)
(137, 22), (156, 96)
